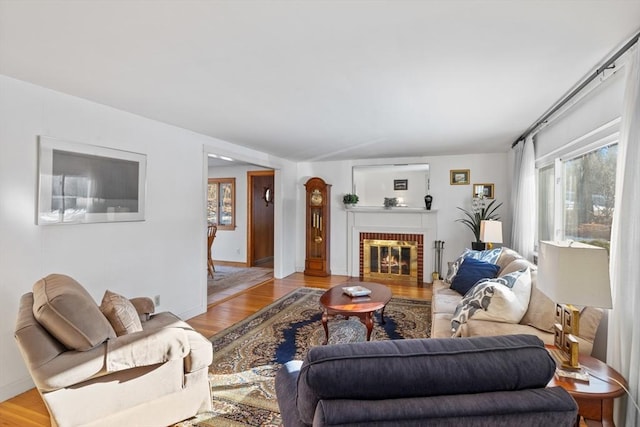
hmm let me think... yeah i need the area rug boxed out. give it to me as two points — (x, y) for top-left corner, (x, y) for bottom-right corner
(208, 266), (273, 295)
(176, 287), (431, 427)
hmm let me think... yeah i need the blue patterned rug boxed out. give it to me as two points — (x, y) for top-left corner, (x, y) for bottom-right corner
(177, 287), (431, 427)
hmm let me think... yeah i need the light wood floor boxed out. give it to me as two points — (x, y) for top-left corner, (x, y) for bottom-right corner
(0, 273), (431, 427)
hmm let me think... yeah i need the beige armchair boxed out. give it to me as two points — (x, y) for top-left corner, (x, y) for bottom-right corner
(14, 274), (213, 427)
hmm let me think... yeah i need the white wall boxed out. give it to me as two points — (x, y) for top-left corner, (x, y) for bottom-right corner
(0, 75), (296, 401)
(298, 153), (512, 277)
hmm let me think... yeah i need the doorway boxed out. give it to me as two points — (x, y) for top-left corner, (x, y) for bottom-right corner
(247, 170), (275, 267)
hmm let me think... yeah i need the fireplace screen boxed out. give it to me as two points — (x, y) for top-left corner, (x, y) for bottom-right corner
(363, 239), (418, 282)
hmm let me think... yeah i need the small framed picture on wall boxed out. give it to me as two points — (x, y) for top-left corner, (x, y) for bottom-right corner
(473, 183), (495, 199)
(450, 169), (470, 185)
(393, 179), (408, 190)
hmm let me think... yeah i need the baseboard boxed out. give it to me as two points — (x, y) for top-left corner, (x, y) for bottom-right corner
(214, 260), (249, 268)
(179, 302), (208, 322)
(0, 376), (35, 402)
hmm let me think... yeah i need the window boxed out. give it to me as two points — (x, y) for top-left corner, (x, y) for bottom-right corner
(537, 164), (555, 242)
(207, 178), (235, 230)
(537, 144), (617, 252)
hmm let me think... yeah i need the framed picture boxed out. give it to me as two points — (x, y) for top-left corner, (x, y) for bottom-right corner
(473, 183), (495, 199)
(37, 136), (147, 224)
(450, 169), (470, 185)
(393, 179), (408, 191)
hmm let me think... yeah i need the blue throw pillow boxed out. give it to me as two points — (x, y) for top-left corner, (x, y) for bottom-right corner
(450, 257), (501, 295)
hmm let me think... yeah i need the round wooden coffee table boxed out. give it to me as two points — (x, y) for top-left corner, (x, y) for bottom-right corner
(319, 282), (392, 345)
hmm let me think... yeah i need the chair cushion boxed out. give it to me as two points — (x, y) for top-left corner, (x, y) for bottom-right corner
(32, 274), (116, 351)
(100, 290), (143, 336)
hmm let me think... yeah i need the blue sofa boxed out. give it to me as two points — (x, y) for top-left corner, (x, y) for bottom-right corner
(275, 334), (577, 426)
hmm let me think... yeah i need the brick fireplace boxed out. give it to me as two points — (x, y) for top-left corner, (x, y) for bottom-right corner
(360, 232), (423, 283)
(346, 207), (437, 284)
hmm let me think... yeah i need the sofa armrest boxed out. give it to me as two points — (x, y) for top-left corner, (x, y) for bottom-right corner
(312, 388), (577, 426)
(183, 329), (213, 373)
(105, 327), (189, 372)
(29, 326), (190, 392)
(129, 297), (155, 321)
(22, 344), (107, 392)
(275, 361), (306, 427)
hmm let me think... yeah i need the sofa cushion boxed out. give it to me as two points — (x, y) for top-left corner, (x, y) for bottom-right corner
(32, 274), (116, 351)
(100, 290), (143, 336)
(495, 248), (523, 274)
(461, 319), (556, 345)
(500, 257), (535, 276)
(432, 312), (455, 338)
(578, 306), (603, 342)
(519, 269), (556, 333)
(450, 257), (500, 295)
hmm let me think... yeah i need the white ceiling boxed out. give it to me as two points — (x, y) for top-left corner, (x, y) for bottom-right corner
(1, 1), (639, 162)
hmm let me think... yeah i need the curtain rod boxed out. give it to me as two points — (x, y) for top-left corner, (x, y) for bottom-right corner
(512, 30), (640, 149)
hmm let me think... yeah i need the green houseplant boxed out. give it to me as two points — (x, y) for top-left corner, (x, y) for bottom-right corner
(343, 193), (359, 206)
(456, 197), (502, 249)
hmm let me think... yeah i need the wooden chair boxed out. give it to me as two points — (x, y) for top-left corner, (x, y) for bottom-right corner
(207, 224), (217, 278)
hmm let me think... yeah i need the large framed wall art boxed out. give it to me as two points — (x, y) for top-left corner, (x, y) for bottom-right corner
(37, 136), (147, 225)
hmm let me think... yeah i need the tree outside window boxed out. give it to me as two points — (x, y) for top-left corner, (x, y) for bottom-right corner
(538, 143), (617, 253)
(564, 144), (617, 250)
(208, 178), (235, 230)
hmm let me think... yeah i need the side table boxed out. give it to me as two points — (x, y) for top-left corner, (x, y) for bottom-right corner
(547, 346), (627, 427)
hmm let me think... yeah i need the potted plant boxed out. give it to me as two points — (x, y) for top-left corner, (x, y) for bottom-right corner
(343, 193), (359, 207)
(456, 196), (502, 250)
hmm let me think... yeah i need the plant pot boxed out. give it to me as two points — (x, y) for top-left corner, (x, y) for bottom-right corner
(471, 241), (486, 251)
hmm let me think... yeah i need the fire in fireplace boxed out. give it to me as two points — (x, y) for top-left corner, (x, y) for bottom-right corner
(362, 238), (419, 283)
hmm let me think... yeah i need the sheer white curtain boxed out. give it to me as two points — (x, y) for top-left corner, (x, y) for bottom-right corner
(608, 44), (640, 427)
(511, 135), (536, 260)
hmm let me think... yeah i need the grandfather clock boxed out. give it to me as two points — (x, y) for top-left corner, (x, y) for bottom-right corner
(304, 177), (331, 276)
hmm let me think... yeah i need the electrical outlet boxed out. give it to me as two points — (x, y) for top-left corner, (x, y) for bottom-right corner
(154, 295), (160, 306)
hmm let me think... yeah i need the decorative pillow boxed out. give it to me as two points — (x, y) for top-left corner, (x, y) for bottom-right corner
(472, 268), (532, 323)
(445, 247), (503, 283)
(451, 268), (532, 336)
(450, 257), (501, 295)
(32, 274), (116, 351)
(100, 290), (143, 336)
(451, 282), (495, 336)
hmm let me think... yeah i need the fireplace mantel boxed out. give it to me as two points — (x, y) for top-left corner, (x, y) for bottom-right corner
(346, 206), (437, 214)
(347, 208), (438, 282)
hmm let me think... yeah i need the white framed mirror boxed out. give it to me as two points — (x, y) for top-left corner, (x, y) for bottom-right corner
(352, 163), (430, 208)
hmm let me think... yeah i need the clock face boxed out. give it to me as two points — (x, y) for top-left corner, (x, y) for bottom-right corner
(310, 189), (323, 206)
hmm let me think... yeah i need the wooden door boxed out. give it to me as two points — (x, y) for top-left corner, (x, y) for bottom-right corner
(248, 171), (274, 267)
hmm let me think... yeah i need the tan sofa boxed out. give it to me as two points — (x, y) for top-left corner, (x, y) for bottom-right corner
(14, 274), (213, 427)
(431, 247), (602, 355)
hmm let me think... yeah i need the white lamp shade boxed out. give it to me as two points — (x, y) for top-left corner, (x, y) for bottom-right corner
(537, 241), (612, 309)
(480, 220), (503, 243)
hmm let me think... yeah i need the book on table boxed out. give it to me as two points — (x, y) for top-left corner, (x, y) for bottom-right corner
(342, 286), (372, 297)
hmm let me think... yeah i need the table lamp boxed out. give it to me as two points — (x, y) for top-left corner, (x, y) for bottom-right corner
(480, 220), (503, 248)
(537, 241), (612, 369)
